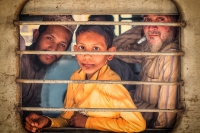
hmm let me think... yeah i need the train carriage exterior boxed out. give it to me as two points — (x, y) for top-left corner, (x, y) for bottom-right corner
(0, 0), (200, 132)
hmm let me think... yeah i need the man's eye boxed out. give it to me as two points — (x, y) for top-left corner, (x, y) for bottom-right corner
(59, 43), (67, 48)
(47, 36), (52, 41)
(156, 17), (165, 22)
(144, 18), (151, 22)
(78, 46), (85, 50)
(93, 47), (100, 51)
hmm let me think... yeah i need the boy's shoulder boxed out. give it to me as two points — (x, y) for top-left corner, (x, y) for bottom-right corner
(100, 65), (121, 81)
(70, 69), (81, 80)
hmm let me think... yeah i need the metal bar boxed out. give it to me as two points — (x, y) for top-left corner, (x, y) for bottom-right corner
(14, 21), (186, 27)
(21, 107), (183, 113)
(16, 50), (184, 56)
(41, 127), (172, 131)
(16, 79), (184, 86)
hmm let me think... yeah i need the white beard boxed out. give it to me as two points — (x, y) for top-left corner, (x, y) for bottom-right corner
(147, 37), (163, 52)
(146, 28), (175, 52)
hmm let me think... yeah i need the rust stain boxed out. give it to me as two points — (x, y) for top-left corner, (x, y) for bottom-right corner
(188, 95), (199, 102)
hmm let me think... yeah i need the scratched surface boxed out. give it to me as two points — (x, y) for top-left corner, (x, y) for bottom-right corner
(0, 0), (200, 132)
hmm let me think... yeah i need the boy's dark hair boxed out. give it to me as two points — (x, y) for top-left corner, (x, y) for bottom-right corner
(88, 15), (114, 22)
(31, 25), (73, 50)
(75, 25), (114, 49)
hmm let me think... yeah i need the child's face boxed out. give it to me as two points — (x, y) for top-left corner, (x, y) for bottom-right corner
(74, 31), (115, 79)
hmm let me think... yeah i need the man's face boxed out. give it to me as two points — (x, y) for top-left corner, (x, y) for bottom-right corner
(35, 25), (72, 65)
(74, 31), (114, 79)
(143, 15), (176, 52)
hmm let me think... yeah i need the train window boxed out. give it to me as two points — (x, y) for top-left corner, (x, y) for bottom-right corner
(0, 0), (190, 132)
(17, 15), (183, 133)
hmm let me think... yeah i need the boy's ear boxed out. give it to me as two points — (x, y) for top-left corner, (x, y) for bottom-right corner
(73, 45), (78, 59)
(73, 45), (77, 51)
(33, 29), (39, 42)
(107, 46), (116, 61)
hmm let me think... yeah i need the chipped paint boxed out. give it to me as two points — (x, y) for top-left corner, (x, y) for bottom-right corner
(0, 0), (200, 132)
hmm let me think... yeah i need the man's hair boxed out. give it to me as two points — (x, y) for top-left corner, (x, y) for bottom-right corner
(75, 25), (114, 49)
(31, 25), (73, 50)
(166, 15), (179, 22)
(88, 15), (114, 21)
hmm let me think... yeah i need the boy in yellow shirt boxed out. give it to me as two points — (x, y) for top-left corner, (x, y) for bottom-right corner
(25, 25), (146, 133)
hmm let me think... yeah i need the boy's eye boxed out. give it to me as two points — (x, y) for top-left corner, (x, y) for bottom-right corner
(78, 46), (85, 50)
(93, 47), (100, 51)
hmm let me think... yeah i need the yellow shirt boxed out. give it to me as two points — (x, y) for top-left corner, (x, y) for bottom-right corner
(49, 64), (146, 132)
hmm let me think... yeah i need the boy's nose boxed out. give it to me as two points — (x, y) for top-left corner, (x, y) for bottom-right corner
(84, 54), (92, 59)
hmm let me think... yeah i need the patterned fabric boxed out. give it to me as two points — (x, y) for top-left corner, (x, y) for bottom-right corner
(43, 15), (77, 33)
(49, 64), (146, 132)
(113, 26), (179, 128)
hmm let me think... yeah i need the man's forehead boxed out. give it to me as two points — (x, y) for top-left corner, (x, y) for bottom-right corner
(143, 15), (178, 22)
(45, 25), (70, 33)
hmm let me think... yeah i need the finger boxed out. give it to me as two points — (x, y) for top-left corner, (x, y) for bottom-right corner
(31, 127), (37, 133)
(25, 122), (37, 132)
(69, 117), (74, 126)
(25, 115), (35, 126)
(25, 122), (32, 132)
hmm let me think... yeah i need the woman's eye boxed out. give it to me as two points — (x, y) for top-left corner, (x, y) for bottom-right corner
(93, 47), (100, 51)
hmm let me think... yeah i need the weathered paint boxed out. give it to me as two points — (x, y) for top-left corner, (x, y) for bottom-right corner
(0, 0), (27, 132)
(21, 0), (178, 15)
(172, 0), (200, 132)
(0, 0), (200, 132)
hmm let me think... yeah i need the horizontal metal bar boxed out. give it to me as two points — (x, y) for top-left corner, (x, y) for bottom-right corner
(14, 21), (186, 27)
(41, 127), (172, 131)
(21, 107), (182, 113)
(16, 50), (184, 56)
(16, 79), (183, 86)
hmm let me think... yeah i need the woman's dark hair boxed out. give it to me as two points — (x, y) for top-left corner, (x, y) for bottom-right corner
(31, 25), (73, 50)
(75, 25), (114, 49)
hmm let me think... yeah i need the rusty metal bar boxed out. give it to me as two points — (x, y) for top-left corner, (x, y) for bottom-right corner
(16, 79), (183, 86)
(14, 21), (186, 27)
(16, 50), (184, 56)
(21, 107), (183, 113)
(41, 127), (172, 131)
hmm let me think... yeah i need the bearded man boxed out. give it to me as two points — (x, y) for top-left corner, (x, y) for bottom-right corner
(113, 15), (179, 128)
(21, 15), (77, 120)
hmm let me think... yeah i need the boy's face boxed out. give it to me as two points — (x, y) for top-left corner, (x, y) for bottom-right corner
(74, 31), (115, 79)
(34, 25), (72, 65)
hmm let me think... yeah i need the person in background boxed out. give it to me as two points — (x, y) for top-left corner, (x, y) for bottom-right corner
(24, 25), (146, 133)
(113, 15), (179, 128)
(21, 15), (77, 120)
(88, 15), (139, 92)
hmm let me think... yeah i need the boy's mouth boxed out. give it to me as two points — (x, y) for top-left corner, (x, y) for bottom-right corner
(82, 63), (94, 68)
